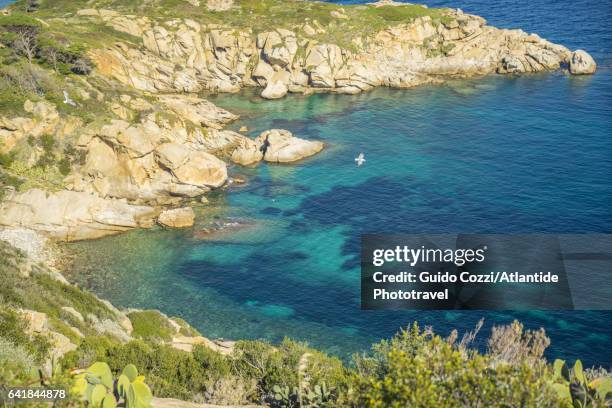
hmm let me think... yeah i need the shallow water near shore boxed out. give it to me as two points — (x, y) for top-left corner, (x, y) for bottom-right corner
(66, 0), (612, 366)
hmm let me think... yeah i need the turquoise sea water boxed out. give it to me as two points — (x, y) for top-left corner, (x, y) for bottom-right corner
(66, 0), (612, 366)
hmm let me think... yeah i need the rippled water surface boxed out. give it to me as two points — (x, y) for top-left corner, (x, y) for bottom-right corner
(66, 0), (612, 366)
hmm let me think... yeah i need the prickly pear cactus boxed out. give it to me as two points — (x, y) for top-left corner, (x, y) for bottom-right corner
(71, 361), (152, 408)
(549, 359), (612, 407)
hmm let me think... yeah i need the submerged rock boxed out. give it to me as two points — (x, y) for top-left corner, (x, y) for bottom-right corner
(569, 50), (597, 75)
(158, 207), (196, 228)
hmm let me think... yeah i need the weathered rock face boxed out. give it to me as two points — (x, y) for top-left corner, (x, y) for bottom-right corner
(569, 50), (597, 75)
(261, 80), (289, 99)
(20, 309), (78, 357)
(83, 8), (595, 99)
(0, 189), (157, 241)
(231, 136), (264, 166)
(158, 94), (238, 129)
(0, 100), (81, 155)
(67, 95), (233, 204)
(158, 207), (195, 228)
(256, 129), (324, 163)
(195, 128), (324, 164)
(156, 142), (228, 188)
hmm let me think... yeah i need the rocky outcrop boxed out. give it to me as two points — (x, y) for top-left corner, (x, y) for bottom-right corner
(0, 189), (157, 241)
(69, 111), (229, 204)
(156, 142), (228, 188)
(0, 100), (81, 155)
(0, 227), (48, 261)
(261, 80), (289, 99)
(158, 94), (238, 129)
(195, 128), (323, 164)
(83, 7), (596, 101)
(569, 50), (597, 75)
(256, 129), (324, 163)
(171, 335), (234, 355)
(20, 309), (77, 357)
(230, 137), (264, 166)
(158, 207), (196, 228)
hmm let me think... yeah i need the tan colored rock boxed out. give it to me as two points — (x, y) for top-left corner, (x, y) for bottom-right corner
(118, 314), (134, 335)
(156, 143), (228, 188)
(330, 9), (349, 20)
(0, 189), (157, 241)
(158, 94), (238, 129)
(84, 7), (577, 99)
(76, 9), (100, 17)
(0, 227), (47, 262)
(569, 50), (596, 75)
(110, 103), (132, 120)
(158, 207), (196, 228)
(256, 129), (324, 163)
(99, 120), (162, 158)
(231, 137), (263, 166)
(87, 314), (132, 343)
(62, 307), (85, 323)
(206, 0), (233, 11)
(261, 80), (288, 99)
(19, 309), (77, 357)
(21, 310), (48, 333)
(171, 335), (234, 355)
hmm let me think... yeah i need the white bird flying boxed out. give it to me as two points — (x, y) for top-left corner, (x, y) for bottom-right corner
(355, 153), (366, 166)
(63, 90), (76, 107)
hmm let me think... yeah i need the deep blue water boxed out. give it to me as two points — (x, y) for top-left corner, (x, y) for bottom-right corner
(66, 0), (612, 367)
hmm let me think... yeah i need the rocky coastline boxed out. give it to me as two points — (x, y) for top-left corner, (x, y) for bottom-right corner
(0, 0), (597, 250)
(0, 2), (607, 407)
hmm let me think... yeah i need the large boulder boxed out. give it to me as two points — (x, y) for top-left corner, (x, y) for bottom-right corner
(255, 129), (324, 163)
(155, 143), (228, 188)
(0, 189), (157, 241)
(569, 50), (596, 75)
(261, 80), (288, 99)
(231, 137), (264, 165)
(158, 207), (195, 228)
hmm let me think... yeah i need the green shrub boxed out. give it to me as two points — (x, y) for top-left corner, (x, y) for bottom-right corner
(549, 359), (612, 407)
(0, 13), (41, 31)
(0, 307), (50, 364)
(0, 151), (15, 167)
(233, 338), (348, 404)
(62, 336), (119, 370)
(345, 323), (563, 408)
(170, 316), (201, 337)
(127, 310), (176, 342)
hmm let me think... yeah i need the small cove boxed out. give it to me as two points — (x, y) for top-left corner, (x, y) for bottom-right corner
(60, 0), (612, 366)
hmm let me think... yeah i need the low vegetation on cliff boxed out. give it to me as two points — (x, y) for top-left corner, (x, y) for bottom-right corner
(1, 240), (610, 407)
